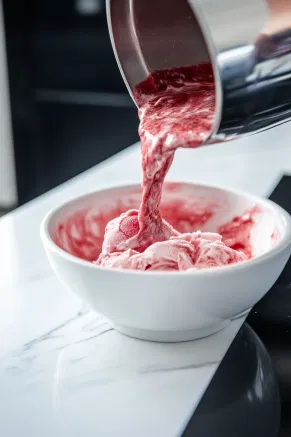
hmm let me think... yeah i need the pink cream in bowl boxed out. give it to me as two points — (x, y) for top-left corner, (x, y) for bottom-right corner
(53, 183), (280, 270)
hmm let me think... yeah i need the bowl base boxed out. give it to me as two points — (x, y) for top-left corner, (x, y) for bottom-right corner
(109, 320), (231, 342)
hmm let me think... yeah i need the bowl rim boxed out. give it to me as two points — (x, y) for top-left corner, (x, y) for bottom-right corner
(40, 180), (291, 277)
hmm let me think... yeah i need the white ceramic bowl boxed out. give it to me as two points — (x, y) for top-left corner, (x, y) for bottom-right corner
(41, 182), (291, 342)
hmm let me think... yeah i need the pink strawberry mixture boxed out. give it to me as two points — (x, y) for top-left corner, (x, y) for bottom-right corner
(94, 63), (253, 271)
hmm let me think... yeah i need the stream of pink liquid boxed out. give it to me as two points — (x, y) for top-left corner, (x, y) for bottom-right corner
(107, 63), (216, 253)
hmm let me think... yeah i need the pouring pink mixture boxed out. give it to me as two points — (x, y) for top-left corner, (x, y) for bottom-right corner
(94, 63), (254, 271)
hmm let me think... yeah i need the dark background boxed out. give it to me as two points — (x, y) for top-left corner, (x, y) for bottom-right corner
(3, 0), (139, 206)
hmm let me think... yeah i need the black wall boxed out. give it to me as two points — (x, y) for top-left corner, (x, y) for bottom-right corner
(3, 0), (139, 205)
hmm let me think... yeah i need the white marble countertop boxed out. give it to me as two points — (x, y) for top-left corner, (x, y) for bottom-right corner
(1, 122), (291, 436)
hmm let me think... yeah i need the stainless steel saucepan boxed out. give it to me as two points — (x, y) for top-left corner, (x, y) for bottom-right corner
(107, 0), (291, 143)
